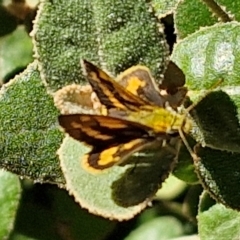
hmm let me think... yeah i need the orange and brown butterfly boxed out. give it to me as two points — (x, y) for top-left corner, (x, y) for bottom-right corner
(58, 60), (194, 173)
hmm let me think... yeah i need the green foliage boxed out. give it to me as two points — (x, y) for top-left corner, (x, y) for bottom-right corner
(59, 136), (180, 220)
(33, 0), (168, 90)
(59, 136), (143, 220)
(1, 0), (240, 239)
(175, 0), (240, 38)
(155, 175), (187, 200)
(0, 26), (33, 83)
(10, 182), (115, 240)
(174, 0), (217, 39)
(125, 216), (184, 240)
(198, 198), (240, 240)
(0, 170), (21, 239)
(172, 22), (240, 90)
(0, 63), (64, 184)
(151, 0), (179, 18)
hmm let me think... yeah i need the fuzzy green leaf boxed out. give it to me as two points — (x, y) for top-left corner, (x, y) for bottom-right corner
(172, 22), (240, 151)
(125, 216), (184, 240)
(32, 0), (168, 91)
(156, 175), (187, 200)
(0, 170), (21, 240)
(194, 146), (240, 210)
(198, 203), (240, 240)
(174, 0), (240, 39)
(151, 0), (179, 18)
(59, 136), (179, 220)
(58, 136), (147, 220)
(174, 0), (217, 39)
(172, 22), (240, 210)
(11, 184), (115, 240)
(193, 91), (240, 153)
(0, 26), (33, 82)
(172, 22), (240, 90)
(0, 63), (64, 184)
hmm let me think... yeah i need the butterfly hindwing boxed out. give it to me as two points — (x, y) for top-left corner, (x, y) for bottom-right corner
(117, 65), (164, 107)
(82, 138), (158, 171)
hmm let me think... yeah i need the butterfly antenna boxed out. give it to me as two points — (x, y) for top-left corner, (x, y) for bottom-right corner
(185, 78), (223, 113)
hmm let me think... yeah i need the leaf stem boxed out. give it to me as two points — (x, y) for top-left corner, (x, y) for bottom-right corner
(200, 0), (232, 22)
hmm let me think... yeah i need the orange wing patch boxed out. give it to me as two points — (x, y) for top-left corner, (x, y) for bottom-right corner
(81, 138), (157, 173)
(117, 65), (164, 107)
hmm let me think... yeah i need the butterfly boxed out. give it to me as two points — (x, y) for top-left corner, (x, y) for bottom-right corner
(58, 60), (194, 173)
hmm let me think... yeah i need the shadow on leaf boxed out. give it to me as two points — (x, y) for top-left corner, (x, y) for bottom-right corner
(111, 138), (180, 207)
(191, 90), (240, 152)
(195, 145), (240, 210)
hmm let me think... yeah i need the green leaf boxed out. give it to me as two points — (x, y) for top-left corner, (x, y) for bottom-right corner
(59, 136), (179, 220)
(198, 203), (240, 240)
(151, 0), (179, 18)
(173, 138), (199, 184)
(12, 184), (115, 240)
(124, 216), (184, 240)
(192, 91), (240, 153)
(0, 170), (21, 239)
(171, 235), (199, 240)
(172, 22), (240, 89)
(0, 26), (33, 82)
(172, 21), (240, 211)
(174, 0), (240, 39)
(0, 63), (64, 184)
(32, 0), (168, 90)
(59, 136), (145, 220)
(9, 233), (37, 240)
(198, 191), (216, 213)
(174, 0), (217, 39)
(156, 174), (187, 200)
(172, 22), (240, 151)
(194, 146), (240, 210)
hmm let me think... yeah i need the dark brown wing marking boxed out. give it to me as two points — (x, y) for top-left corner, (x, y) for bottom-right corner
(81, 60), (153, 112)
(59, 114), (168, 171)
(117, 65), (164, 107)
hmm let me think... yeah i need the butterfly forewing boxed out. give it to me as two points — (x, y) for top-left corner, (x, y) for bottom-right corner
(59, 114), (168, 172)
(81, 60), (154, 112)
(58, 114), (154, 143)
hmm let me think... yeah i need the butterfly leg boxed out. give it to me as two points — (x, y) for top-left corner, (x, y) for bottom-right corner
(178, 129), (200, 162)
